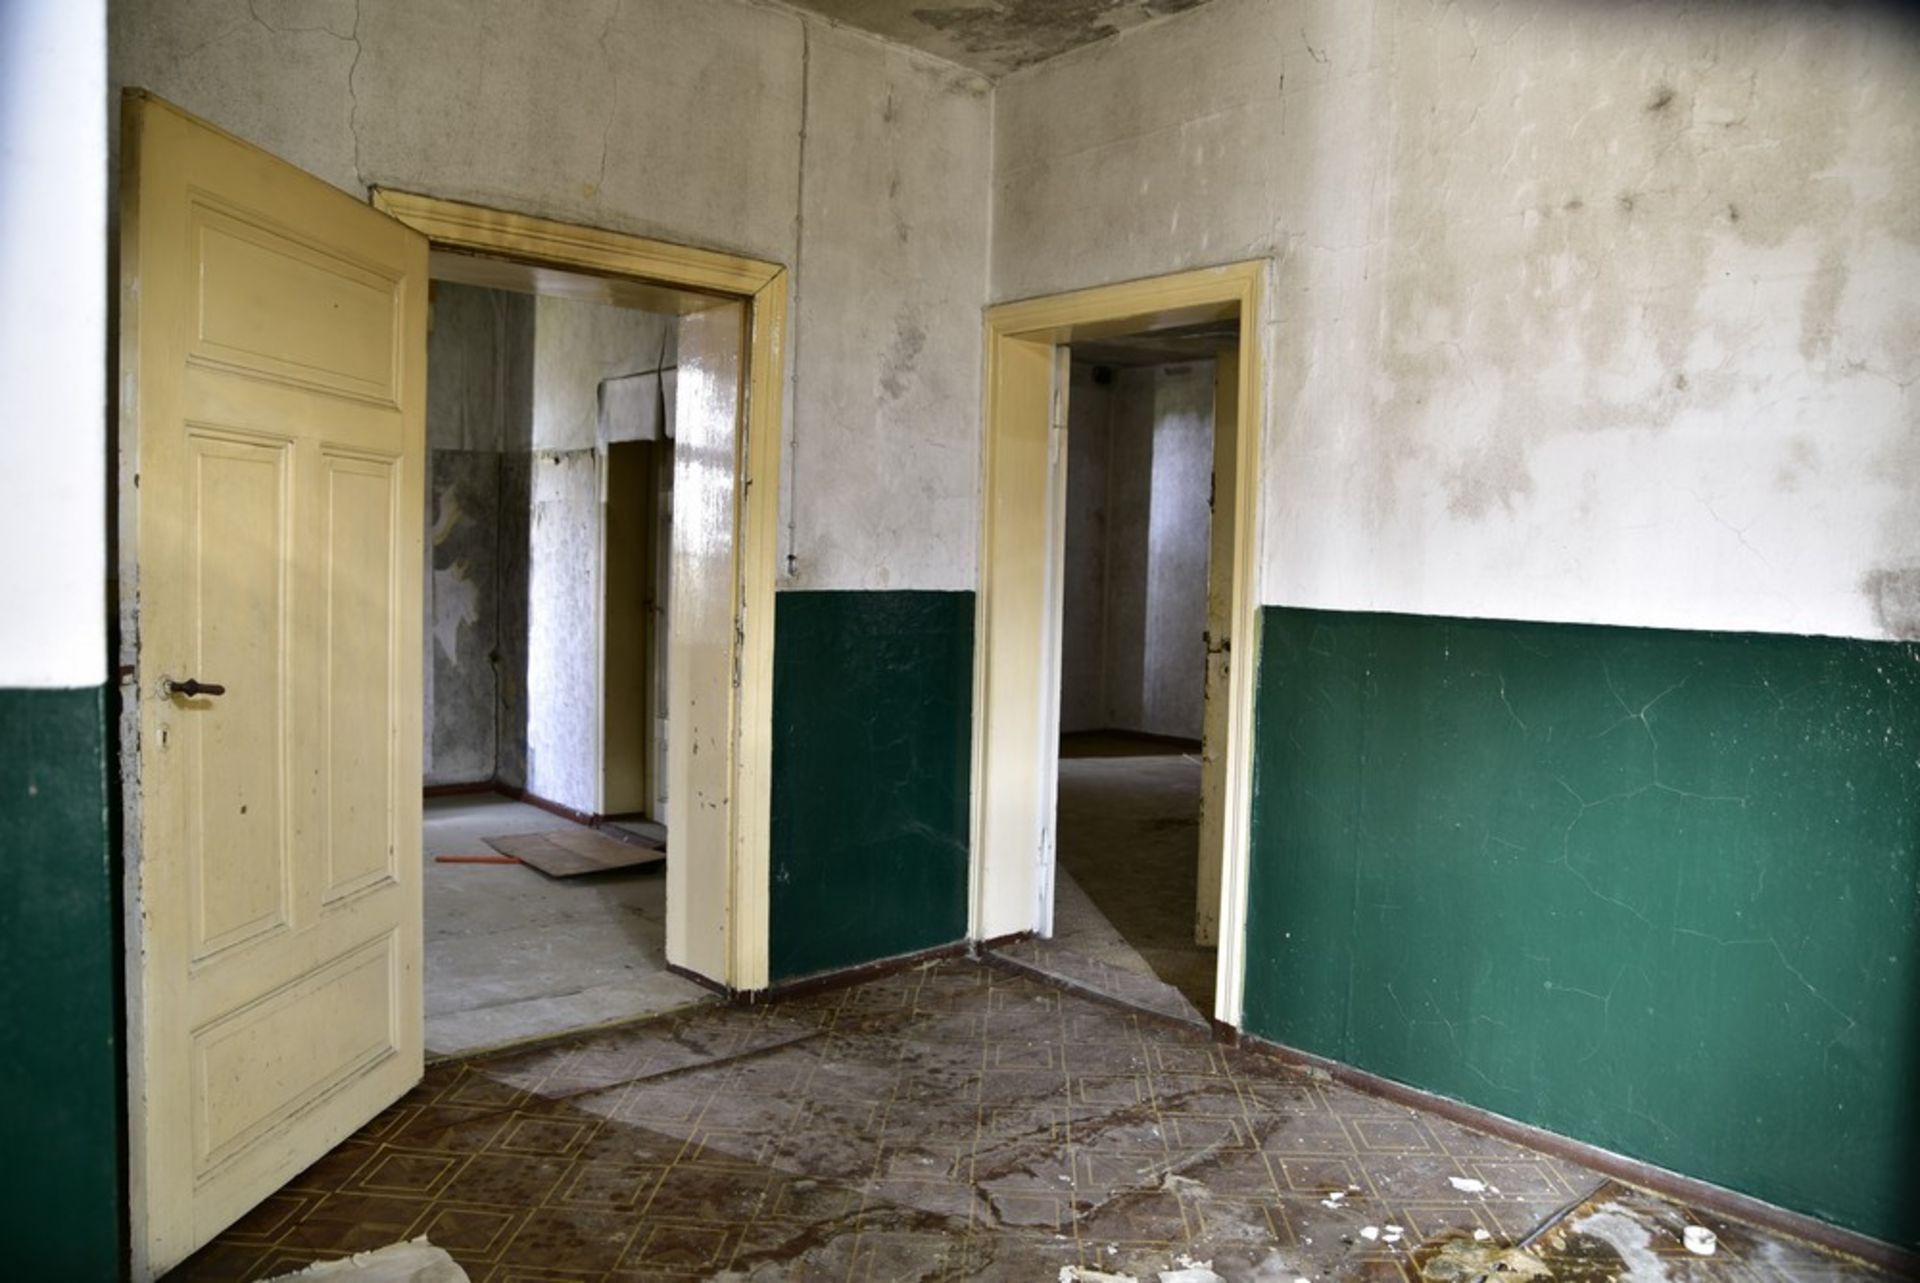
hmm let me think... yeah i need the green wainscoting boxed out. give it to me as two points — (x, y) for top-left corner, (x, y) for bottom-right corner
(0, 686), (121, 1275)
(769, 591), (973, 982)
(1242, 607), (1920, 1249)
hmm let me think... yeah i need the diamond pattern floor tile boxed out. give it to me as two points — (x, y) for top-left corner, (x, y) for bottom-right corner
(165, 959), (1906, 1283)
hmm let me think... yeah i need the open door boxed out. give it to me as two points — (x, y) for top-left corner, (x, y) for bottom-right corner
(1195, 349), (1238, 945)
(122, 94), (427, 1276)
(974, 335), (1070, 940)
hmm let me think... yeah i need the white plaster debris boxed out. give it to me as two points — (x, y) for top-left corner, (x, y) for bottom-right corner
(266, 1239), (466, 1282)
(1060, 1267), (1138, 1283)
(1448, 1176), (1488, 1193)
(1473, 1228), (1492, 1242)
(1159, 1255), (1224, 1283)
(1360, 1226), (1380, 1241)
(1684, 1225), (1719, 1256)
(1383, 1224), (1404, 1245)
(1571, 1206), (1672, 1280)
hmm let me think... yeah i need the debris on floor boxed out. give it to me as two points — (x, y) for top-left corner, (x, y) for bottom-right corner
(264, 1238), (466, 1282)
(173, 960), (1909, 1283)
(482, 827), (664, 876)
(1412, 1230), (1553, 1280)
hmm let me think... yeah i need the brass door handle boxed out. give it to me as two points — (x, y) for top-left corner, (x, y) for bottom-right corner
(166, 678), (227, 698)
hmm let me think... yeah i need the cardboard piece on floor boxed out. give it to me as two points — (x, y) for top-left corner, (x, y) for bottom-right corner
(482, 828), (665, 878)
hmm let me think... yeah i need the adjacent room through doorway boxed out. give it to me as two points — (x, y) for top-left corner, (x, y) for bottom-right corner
(418, 265), (706, 1057)
(1037, 325), (1239, 1022)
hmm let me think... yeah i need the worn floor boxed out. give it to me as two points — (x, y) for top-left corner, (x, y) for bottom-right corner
(1027, 736), (1219, 1016)
(166, 958), (1898, 1282)
(425, 794), (710, 1057)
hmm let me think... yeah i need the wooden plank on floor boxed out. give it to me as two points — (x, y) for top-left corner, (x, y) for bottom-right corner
(483, 829), (666, 878)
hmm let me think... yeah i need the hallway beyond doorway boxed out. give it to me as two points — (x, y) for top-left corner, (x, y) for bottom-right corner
(423, 794), (710, 1057)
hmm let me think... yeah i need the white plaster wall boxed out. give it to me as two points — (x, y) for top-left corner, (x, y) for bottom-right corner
(1141, 364), (1213, 738)
(111, 0), (994, 598)
(532, 295), (675, 452)
(2, 0), (106, 687)
(522, 295), (675, 813)
(993, 0), (1920, 642)
(1061, 365), (1113, 732)
(526, 449), (601, 812)
(784, 21), (993, 591)
(1061, 362), (1215, 740)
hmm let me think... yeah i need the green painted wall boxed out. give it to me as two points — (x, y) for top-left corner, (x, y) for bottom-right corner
(1243, 607), (1920, 1249)
(0, 686), (122, 1275)
(769, 591), (973, 982)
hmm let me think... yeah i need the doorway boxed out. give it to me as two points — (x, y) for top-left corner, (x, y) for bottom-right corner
(416, 269), (701, 1057)
(970, 263), (1265, 1029)
(1050, 338), (1234, 1019)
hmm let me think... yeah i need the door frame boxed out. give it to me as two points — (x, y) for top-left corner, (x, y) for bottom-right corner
(970, 261), (1265, 1026)
(372, 191), (787, 994)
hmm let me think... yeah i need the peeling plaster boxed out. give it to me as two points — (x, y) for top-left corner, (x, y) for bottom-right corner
(994, 0), (1920, 641)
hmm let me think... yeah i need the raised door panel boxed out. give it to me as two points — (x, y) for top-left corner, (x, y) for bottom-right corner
(322, 452), (401, 902)
(186, 430), (293, 962)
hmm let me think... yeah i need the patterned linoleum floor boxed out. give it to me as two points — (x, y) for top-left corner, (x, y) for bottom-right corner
(167, 959), (1903, 1282)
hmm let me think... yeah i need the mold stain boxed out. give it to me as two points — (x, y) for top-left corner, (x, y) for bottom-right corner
(879, 314), (928, 400)
(1862, 565), (1920, 639)
(908, 0), (1210, 74)
(1647, 83), (1677, 114)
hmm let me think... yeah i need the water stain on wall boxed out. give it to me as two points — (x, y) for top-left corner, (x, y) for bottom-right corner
(1862, 565), (1920, 639)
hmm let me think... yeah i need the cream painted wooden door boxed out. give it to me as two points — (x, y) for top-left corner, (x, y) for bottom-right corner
(123, 94), (427, 1277)
(1195, 350), (1238, 946)
(975, 335), (1067, 940)
(665, 302), (746, 983)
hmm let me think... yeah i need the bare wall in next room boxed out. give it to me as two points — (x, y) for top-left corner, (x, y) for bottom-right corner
(425, 282), (533, 788)
(526, 294), (677, 816)
(1062, 361), (1215, 740)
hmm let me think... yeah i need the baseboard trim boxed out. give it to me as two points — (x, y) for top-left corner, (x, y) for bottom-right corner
(421, 780), (498, 799)
(755, 941), (971, 1004)
(1239, 1032), (1918, 1275)
(421, 778), (613, 829)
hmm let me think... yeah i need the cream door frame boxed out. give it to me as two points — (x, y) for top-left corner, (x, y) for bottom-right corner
(971, 261), (1266, 1026)
(372, 192), (786, 993)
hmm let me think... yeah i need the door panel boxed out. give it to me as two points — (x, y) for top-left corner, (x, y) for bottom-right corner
(124, 93), (426, 1277)
(665, 302), (745, 982)
(975, 334), (1062, 939)
(185, 431), (293, 961)
(322, 452), (401, 901)
(1195, 351), (1238, 946)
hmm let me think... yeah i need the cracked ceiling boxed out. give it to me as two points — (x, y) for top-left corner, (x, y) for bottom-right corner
(780, 0), (1220, 77)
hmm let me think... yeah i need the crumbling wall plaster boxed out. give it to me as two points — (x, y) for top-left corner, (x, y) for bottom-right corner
(424, 284), (533, 787)
(993, 0), (1920, 642)
(111, 0), (993, 597)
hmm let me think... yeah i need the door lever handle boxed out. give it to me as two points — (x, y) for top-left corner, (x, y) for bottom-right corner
(166, 678), (227, 698)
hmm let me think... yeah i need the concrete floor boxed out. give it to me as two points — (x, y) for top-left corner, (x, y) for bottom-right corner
(995, 739), (1222, 1025)
(423, 794), (710, 1057)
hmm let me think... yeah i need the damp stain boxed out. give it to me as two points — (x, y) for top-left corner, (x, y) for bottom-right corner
(908, 0), (1211, 74)
(1862, 564), (1920, 639)
(879, 315), (928, 400)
